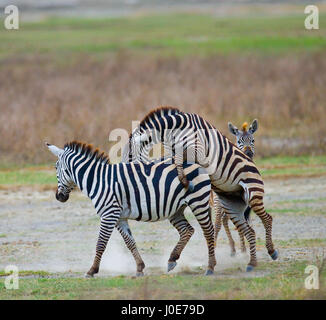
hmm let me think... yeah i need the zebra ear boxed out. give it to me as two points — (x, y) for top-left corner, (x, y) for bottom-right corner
(46, 143), (64, 157)
(249, 119), (258, 134)
(228, 122), (239, 136)
(134, 133), (148, 145)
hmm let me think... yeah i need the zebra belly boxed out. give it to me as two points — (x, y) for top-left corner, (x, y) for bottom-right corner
(216, 192), (247, 216)
(121, 201), (183, 222)
(130, 190), (185, 221)
(210, 175), (242, 193)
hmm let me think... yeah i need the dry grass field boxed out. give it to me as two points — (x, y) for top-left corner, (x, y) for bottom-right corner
(1, 52), (326, 164)
(0, 12), (326, 165)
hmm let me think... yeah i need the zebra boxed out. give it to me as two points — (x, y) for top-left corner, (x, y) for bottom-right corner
(46, 141), (216, 277)
(213, 119), (258, 256)
(125, 106), (278, 271)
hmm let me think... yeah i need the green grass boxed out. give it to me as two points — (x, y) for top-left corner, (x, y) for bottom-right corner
(260, 166), (326, 178)
(264, 194), (326, 217)
(268, 207), (325, 217)
(0, 270), (51, 277)
(256, 155), (326, 167)
(1, 13), (326, 58)
(255, 237), (326, 248)
(276, 197), (326, 205)
(276, 238), (326, 248)
(0, 155), (325, 186)
(0, 169), (56, 185)
(256, 155), (326, 178)
(0, 261), (325, 299)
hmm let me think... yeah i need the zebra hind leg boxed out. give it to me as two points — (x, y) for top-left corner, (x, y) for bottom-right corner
(116, 220), (145, 277)
(191, 205), (216, 275)
(249, 197), (278, 260)
(222, 214), (236, 257)
(168, 210), (195, 272)
(228, 213), (257, 272)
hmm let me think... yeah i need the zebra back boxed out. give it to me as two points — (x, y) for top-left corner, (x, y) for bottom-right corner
(127, 106), (264, 202)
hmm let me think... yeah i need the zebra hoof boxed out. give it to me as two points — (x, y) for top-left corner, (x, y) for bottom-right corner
(85, 273), (94, 278)
(205, 269), (214, 276)
(246, 265), (255, 272)
(230, 251), (236, 257)
(136, 272), (144, 277)
(167, 261), (177, 272)
(188, 181), (194, 192)
(270, 249), (279, 260)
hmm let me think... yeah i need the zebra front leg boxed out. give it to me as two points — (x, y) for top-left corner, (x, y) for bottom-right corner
(228, 213), (257, 272)
(116, 220), (145, 277)
(249, 196), (278, 260)
(168, 210), (195, 272)
(86, 210), (120, 278)
(192, 206), (216, 275)
(222, 214), (236, 257)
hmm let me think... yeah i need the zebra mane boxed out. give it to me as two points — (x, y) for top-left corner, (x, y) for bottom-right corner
(241, 122), (248, 132)
(138, 106), (180, 129)
(64, 141), (110, 165)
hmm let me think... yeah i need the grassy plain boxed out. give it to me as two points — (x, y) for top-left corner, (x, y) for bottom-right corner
(1, 12), (326, 164)
(1, 9), (326, 301)
(1, 13), (326, 57)
(1, 155), (325, 187)
(0, 260), (325, 299)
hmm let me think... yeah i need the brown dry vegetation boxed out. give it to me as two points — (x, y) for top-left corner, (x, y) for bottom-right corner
(0, 52), (325, 164)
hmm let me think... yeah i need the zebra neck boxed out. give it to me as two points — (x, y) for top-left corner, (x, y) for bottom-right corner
(71, 156), (112, 199)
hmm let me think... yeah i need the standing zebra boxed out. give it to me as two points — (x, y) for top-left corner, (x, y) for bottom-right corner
(126, 106), (278, 271)
(46, 141), (216, 277)
(213, 119), (258, 256)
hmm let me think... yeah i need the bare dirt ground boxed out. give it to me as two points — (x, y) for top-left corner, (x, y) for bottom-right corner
(0, 176), (325, 278)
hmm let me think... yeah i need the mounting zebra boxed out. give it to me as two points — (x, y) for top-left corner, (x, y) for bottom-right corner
(126, 106), (278, 271)
(213, 119), (258, 256)
(46, 141), (216, 277)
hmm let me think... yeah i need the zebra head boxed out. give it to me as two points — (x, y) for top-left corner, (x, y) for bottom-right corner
(228, 119), (258, 159)
(46, 143), (75, 202)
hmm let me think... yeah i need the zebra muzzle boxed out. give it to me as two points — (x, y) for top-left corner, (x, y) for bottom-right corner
(56, 191), (69, 202)
(243, 147), (254, 159)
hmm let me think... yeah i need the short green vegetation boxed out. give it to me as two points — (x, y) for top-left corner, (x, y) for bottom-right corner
(0, 261), (325, 299)
(1, 155), (324, 186)
(0, 270), (51, 277)
(0, 168), (56, 185)
(1, 13), (326, 58)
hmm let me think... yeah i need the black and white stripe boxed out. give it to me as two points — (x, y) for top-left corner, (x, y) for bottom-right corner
(47, 141), (216, 277)
(214, 119), (259, 256)
(126, 107), (278, 271)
